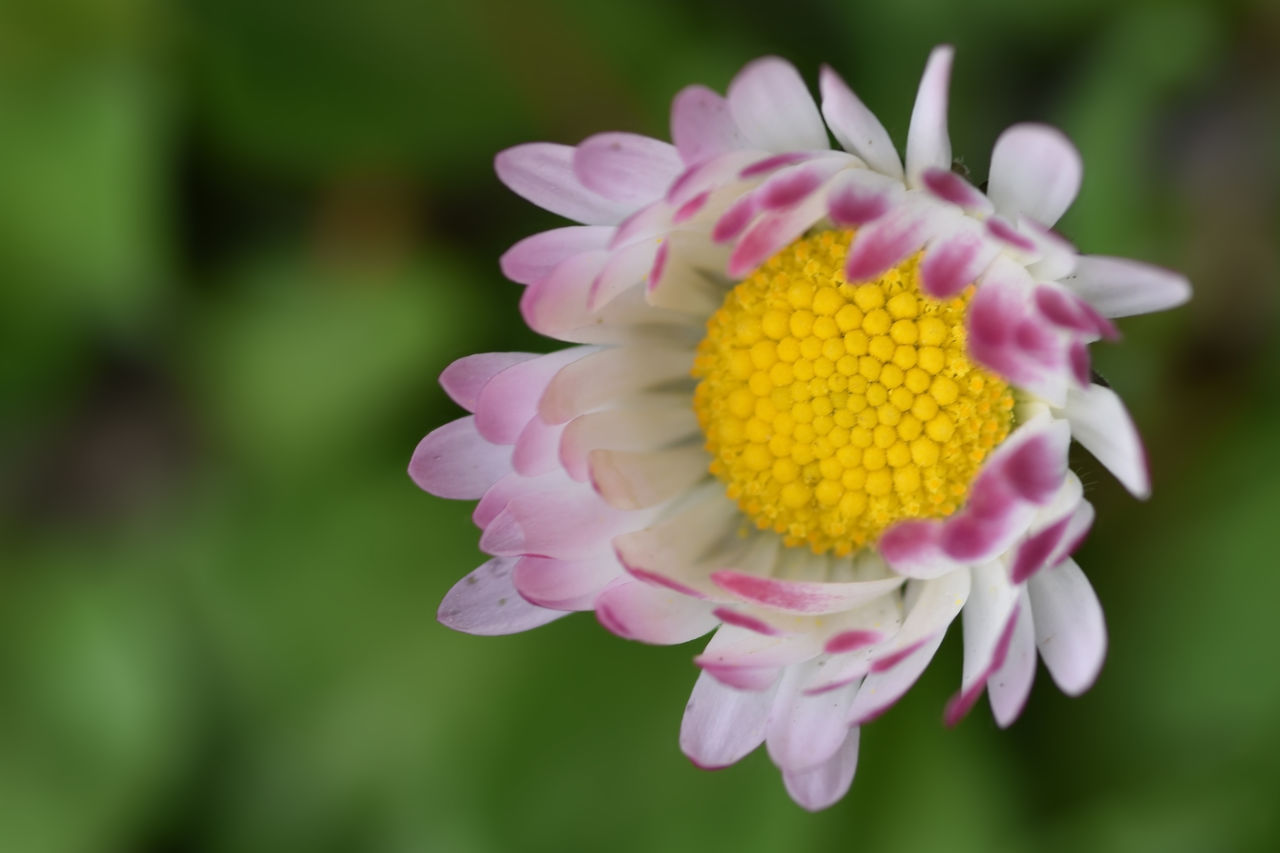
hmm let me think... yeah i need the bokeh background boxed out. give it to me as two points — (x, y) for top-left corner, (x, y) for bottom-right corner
(2, 0), (1278, 850)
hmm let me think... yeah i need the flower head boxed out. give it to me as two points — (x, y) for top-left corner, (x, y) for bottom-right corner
(411, 46), (1190, 810)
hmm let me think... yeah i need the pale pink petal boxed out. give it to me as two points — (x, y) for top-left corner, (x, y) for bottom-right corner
(1064, 255), (1192, 318)
(512, 553), (619, 611)
(439, 352), (536, 413)
(905, 45), (954, 187)
(474, 347), (593, 445)
(680, 669), (777, 769)
(589, 445), (709, 510)
(782, 727), (860, 812)
(559, 401), (699, 482)
(670, 85), (748, 164)
(588, 239), (661, 310)
(409, 416), (511, 499)
(573, 132), (684, 206)
(518, 250), (611, 340)
(499, 226), (613, 285)
(1027, 558), (1106, 695)
(480, 484), (643, 560)
(512, 416), (566, 477)
(495, 143), (633, 224)
(986, 591), (1037, 728)
(987, 124), (1082, 227)
(438, 556), (569, 635)
(818, 65), (903, 178)
(595, 577), (718, 645)
(727, 57), (828, 152)
(1060, 383), (1150, 498)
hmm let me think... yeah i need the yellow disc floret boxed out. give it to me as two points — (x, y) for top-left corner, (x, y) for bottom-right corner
(692, 230), (1014, 556)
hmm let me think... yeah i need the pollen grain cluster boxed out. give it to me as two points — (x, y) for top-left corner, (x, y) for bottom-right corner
(692, 230), (1014, 556)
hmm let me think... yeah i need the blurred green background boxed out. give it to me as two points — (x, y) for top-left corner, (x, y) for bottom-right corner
(1, 0), (1277, 850)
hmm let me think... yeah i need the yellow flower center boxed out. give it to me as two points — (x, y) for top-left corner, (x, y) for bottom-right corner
(692, 230), (1014, 556)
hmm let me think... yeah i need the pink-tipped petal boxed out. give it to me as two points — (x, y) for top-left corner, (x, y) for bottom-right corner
(1061, 383), (1151, 498)
(827, 172), (892, 226)
(596, 577), (718, 645)
(824, 630), (882, 654)
(710, 571), (904, 615)
(920, 227), (995, 298)
(438, 557), (569, 636)
(727, 57), (828, 152)
(440, 352), (537, 413)
(409, 416), (511, 499)
(671, 85), (748, 164)
(1064, 255), (1192, 319)
(945, 561), (1021, 726)
(495, 143), (632, 224)
(573, 132), (684, 206)
(987, 124), (1082, 227)
(1027, 558), (1106, 695)
(819, 65), (903, 179)
(844, 206), (929, 282)
(921, 167), (990, 211)
(986, 591), (1037, 727)
(848, 632), (946, 725)
(712, 192), (760, 243)
(713, 607), (782, 637)
(905, 45), (954, 187)
(782, 727), (860, 812)
(499, 226), (613, 285)
(680, 669), (777, 769)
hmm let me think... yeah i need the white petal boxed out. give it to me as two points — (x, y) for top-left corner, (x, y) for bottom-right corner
(818, 65), (903, 179)
(588, 445), (709, 510)
(782, 727), (860, 812)
(766, 668), (859, 772)
(987, 124), (1083, 227)
(946, 560), (1020, 725)
(727, 57), (828, 152)
(846, 631), (946, 725)
(905, 45), (954, 187)
(1027, 558), (1106, 695)
(1060, 383), (1150, 498)
(1063, 255), (1192, 318)
(438, 557), (569, 635)
(680, 669), (777, 769)
(495, 143), (633, 224)
(986, 590), (1037, 728)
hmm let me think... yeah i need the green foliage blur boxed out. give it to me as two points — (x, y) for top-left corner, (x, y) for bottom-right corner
(1, 0), (1278, 850)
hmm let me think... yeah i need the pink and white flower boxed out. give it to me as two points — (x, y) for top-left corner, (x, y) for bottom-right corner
(410, 46), (1189, 810)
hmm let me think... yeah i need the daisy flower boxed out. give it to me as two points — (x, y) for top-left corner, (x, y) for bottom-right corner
(410, 45), (1190, 810)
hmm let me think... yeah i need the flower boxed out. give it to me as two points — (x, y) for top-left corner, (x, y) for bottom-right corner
(410, 45), (1190, 810)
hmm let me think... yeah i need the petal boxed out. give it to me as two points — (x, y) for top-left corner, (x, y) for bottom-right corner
(474, 347), (593, 445)
(500, 226), (613, 286)
(819, 65), (903, 179)
(986, 591), (1037, 728)
(512, 553), (619, 611)
(767, 669), (859, 773)
(670, 85), (748, 164)
(826, 170), (896, 226)
(921, 167), (991, 212)
(944, 561), (1021, 726)
(987, 124), (1082, 227)
(1060, 383), (1151, 498)
(480, 484), (643, 560)
(439, 352), (537, 413)
(844, 202), (931, 282)
(588, 445), (709, 510)
(782, 727), (860, 812)
(847, 631), (946, 725)
(727, 57), (828, 152)
(905, 45), (954, 187)
(538, 345), (694, 425)
(495, 143), (633, 224)
(512, 416), (566, 477)
(920, 222), (999, 299)
(1063, 255), (1192, 318)
(559, 400), (698, 482)
(1027, 558), (1106, 695)
(409, 416), (511, 499)
(573, 132), (684, 206)
(595, 577), (718, 645)
(680, 669), (777, 769)
(710, 571), (904, 615)
(438, 556), (569, 636)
